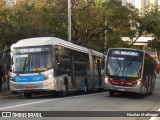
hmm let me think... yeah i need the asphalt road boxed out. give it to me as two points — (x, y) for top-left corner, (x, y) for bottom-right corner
(0, 74), (160, 120)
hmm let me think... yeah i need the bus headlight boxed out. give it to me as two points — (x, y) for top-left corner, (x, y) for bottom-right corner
(45, 73), (53, 80)
(104, 77), (109, 83)
(9, 77), (15, 82)
(48, 74), (53, 79)
(136, 80), (141, 86)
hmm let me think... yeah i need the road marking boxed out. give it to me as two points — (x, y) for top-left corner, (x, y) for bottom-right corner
(149, 108), (160, 120)
(0, 92), (106, 110)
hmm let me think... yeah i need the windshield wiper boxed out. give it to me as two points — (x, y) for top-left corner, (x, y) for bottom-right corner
(126, 57), (136, 67)
(115, 56), (121, 69)
(115, 56), (123, 75)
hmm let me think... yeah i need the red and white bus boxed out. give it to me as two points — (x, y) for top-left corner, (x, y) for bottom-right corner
(103, 48), (157, 96)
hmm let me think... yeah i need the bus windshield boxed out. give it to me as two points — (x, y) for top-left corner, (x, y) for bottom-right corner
(106, 56), (142, 79)
(13, 52), (52, 73)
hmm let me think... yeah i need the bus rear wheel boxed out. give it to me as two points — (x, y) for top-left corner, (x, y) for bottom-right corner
(150, 74), (156, 94)
(24, 92), (32, 98)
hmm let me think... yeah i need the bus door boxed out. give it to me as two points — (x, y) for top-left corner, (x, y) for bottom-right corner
(89, 49), (94, 89)
(70, 50), (75, 86)
(97, 59), (102, 87)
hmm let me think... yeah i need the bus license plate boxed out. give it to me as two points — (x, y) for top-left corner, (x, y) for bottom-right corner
(26, 87), (33, 90)
(117, 88), (125, 91)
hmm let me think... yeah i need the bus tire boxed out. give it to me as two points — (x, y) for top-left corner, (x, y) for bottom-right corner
(64, 78), (68, 92)
(58, 78), (68, 97)
(109, 90), (115, 96)
(59, 91), (66, 97)
(24, 92), (32, 98)
(150, 74), (156, 94)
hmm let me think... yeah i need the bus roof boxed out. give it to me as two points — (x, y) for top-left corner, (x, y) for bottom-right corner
(11, 37), (103, 57)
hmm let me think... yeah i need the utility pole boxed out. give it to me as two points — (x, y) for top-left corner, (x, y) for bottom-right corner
(68, 0), (72, 42)
(68, 0), (74, 85)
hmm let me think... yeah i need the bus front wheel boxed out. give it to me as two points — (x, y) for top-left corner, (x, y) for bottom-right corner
(59, 84), (67, 97)
(24, 92), (32, 98)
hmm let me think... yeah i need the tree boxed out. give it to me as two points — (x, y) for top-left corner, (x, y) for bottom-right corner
(137, 5), (160, 55)
(0, 0), (141, 52)
(0, 4), (13, 49)
(99, 0), (140, 49)
(0, 0), (69, 49)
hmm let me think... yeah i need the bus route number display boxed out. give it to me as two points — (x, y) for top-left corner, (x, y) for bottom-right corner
(14, 47), (50, 53)
(112, 50), (140, 56)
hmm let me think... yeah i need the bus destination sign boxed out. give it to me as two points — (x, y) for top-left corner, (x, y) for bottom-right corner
(112, 50), (140, 56)
(14, 47), (50, 53)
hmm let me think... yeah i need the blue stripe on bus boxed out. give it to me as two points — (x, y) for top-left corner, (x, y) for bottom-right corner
(14, 75), (45, 82)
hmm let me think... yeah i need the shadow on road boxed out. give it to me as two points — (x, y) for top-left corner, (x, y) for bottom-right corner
(17, 90), (106, 99)
(106, 92), (153, 99)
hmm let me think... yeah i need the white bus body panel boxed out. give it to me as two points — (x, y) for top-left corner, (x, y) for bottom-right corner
(10, 37), (104, 93)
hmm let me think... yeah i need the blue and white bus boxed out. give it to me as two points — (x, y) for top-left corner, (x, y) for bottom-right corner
(103, 48), (157, 96)
(9, 37), (104, 98)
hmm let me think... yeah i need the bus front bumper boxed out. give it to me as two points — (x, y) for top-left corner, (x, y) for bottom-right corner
(9, 80), (56, 93)
(103, 82), (142, 94)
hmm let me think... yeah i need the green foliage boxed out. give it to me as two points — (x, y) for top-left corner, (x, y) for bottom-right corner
(0, 0), (69, 50)
(136, 5), (160, 54)
(0, 0), (151, 52)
